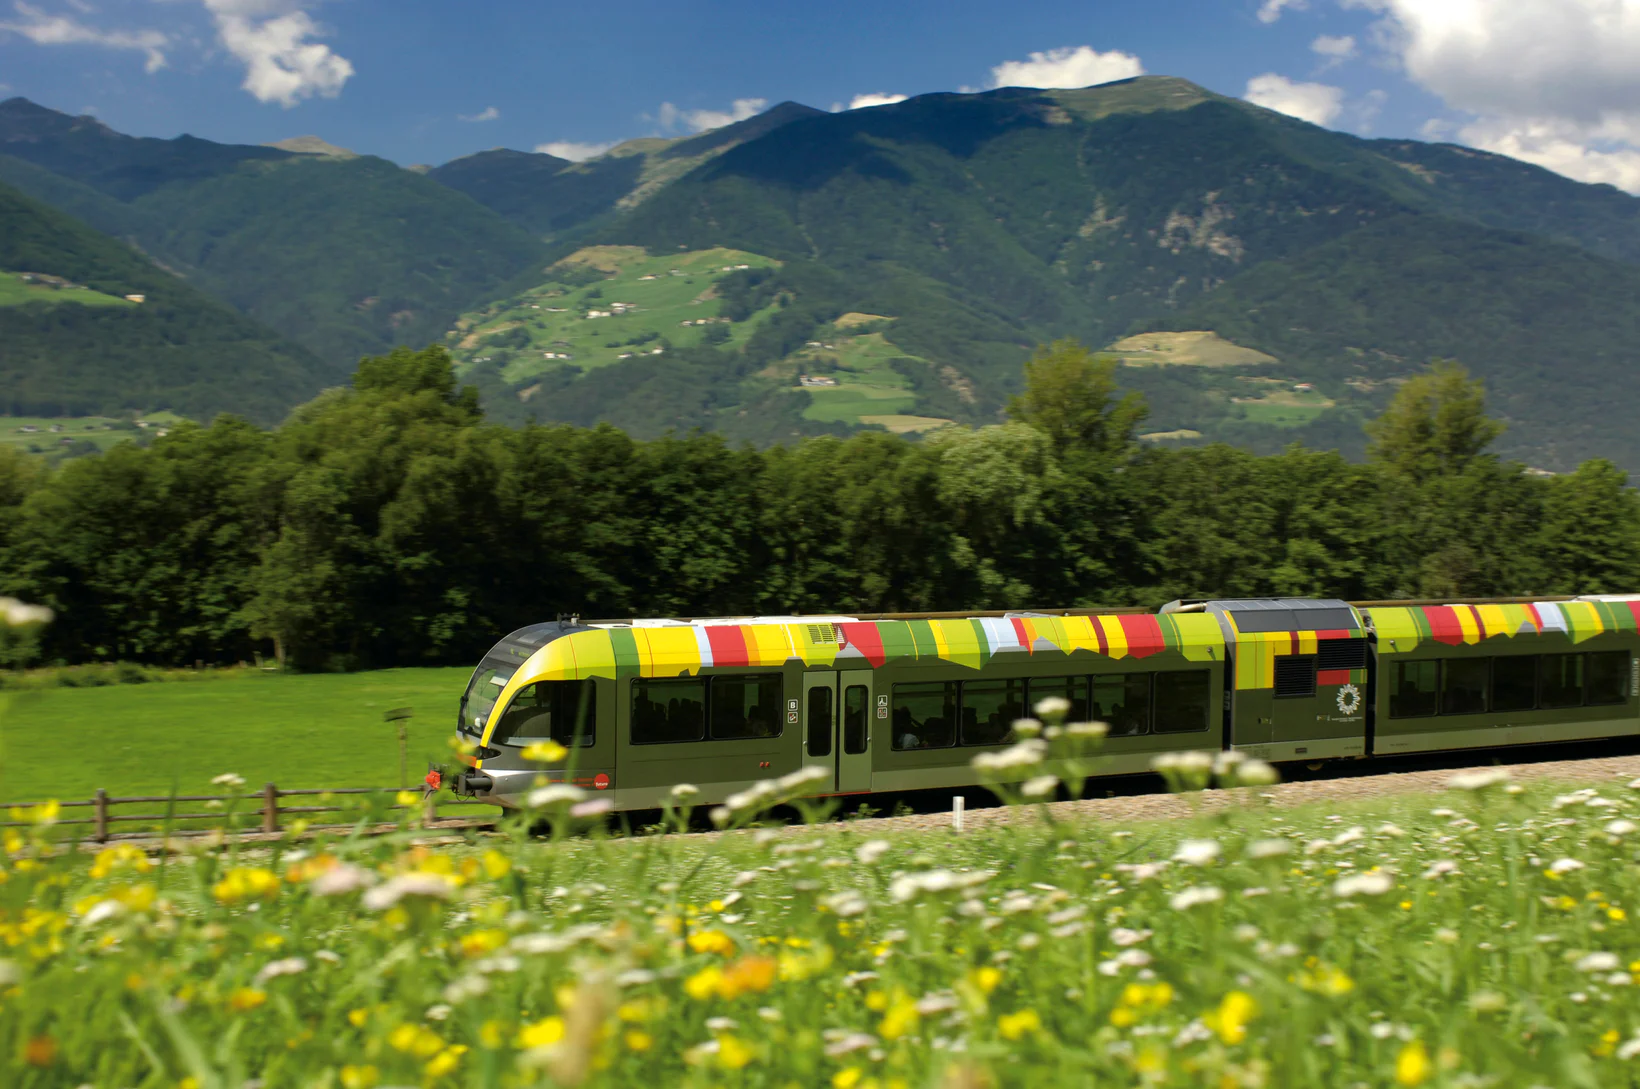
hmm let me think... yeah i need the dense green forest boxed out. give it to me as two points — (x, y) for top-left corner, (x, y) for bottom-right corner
(0, 180), (330, 424)
(2, 342), (1634, 672)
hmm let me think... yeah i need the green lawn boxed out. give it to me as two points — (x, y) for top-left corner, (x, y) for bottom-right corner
(0, 412), (188, 455)
(0, 667), (473, 805)
(800, 384), (917, 423)
(1237, 397), (1332, 427)
(448, 246), (782, 382)
(0, 271), (139, 309)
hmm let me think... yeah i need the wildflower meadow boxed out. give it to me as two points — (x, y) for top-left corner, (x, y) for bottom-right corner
(5, 715), (1640, 1087)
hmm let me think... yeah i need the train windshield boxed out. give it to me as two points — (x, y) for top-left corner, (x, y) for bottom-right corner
(459, 666), (517, 737)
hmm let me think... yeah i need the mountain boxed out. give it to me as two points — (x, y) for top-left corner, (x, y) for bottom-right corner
(498, 76), (1640, 470)
(0, 97), (547, 367)
(0, 179), (330, 424)
(427, 102), (826, 239)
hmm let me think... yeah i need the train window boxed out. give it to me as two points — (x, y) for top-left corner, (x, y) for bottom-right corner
(1490, 656), (1537, 712)
(961, 679), (1026, 746)
(1153, 671), (1211, 733)
(631, 678), (707, 744)
(1441, 658), (1489, 715)
(490, 680), (597, 747)
(1587, 652), (1631, 706)
(1390, 661), (1439, 718)
(843, 686), (870, 755)
(806, 686), (833, 757)
(1091, 673), (1150, 737)
(891, 682), (957, 750)
(1027, 677), (1088, 722)
(1274, 655), (1317, 698)
(711, 674), (784, 740)
(1540, 654), (1584, 709)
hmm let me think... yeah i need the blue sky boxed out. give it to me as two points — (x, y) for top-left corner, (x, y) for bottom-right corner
(4, 1), (1640, 192)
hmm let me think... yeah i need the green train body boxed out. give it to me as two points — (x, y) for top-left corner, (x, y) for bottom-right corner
(443, 597), (1640, 812)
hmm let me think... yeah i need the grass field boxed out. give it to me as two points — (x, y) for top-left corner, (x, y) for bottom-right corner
(447, 247), (782, 382)
(0, 667), (471, 804)
(1108, 330), (1277, 368)
(0, 412), (183, 455)
(0, 271), (139, 309)
(786, 327), (949, 429)
(1234, 388), (1335, 427)
(3, 731), (1636, 1088)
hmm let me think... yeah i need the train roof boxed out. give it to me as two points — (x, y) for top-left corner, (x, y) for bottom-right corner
(1162, 598), (1361, 634)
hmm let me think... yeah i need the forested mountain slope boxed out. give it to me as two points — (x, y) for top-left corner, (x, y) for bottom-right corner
(0, 181), (329, 423)
(0, 98), (547, 367)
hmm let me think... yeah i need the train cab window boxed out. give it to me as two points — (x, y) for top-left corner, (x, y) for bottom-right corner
(891, 682), (957, 750)
(1153, 670), (1211, 733)
(1091, 673), (1150, 736)
(1027, 676), (1088, 722)
(631, 678), (707, 744)
(961, 679), (1025, 746)
(843, 686), (870, 755)
(1390, 661), (1439, 718)
(1540, 654), (1585, 710)
(1586, 652), (1631, 706)
(1490, 656), (1538, 712)
(806, 686), (833, 757)
(1441, 658), (1489, 715)
(711, 674), (784, 740)
(490, 680), (597, 747)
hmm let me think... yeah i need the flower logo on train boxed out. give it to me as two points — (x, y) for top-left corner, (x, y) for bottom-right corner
(1336, 683), (1361, 716)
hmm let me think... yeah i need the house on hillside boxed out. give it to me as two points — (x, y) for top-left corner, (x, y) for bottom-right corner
(799, 375), (838, 387)
(124, 294), (145, 303)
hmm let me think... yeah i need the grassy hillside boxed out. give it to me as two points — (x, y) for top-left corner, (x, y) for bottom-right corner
(0, 99), (547, 369)
(0, 180), (332, 424)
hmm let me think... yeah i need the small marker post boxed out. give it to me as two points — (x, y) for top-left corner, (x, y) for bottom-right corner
(952, 794), (965, 833)
(384, 707), (414, 789)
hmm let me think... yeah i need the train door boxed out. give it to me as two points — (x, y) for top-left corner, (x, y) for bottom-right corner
(800, 671), (874, 794)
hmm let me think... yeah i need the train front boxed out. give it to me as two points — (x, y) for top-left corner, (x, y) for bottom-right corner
(444, 620), (600, 809)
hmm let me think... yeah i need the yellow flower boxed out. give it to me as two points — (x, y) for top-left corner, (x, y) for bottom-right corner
(347, 1007), (371, 1028)
(879, 993), (919, 1040)
(1297, 964), (1355, 997)
(625, 1029), (653, 1052)
(211, 867), (281, 905)
(8, 801), (60, 826)
(968, 966), (1002, 996)
(1610, 908), (1628, 922)
(339, 1064), (378, 1089)
(688, 929), (736, 956)
(478, 1021), (505, 1049)
(1597, 1029), (1622, 1057)
(254, 932), (285, 951)
(390, 1023), (446, 1058)
(834, 1068), (864, 1089)
(1203, 991), (1258, 1045)
(90, 844), (152, 880)
(395, 790), (422, 807)
(1110, 980), (1176, 1026)
(424, 1045), (467, 1078)
(516, 1016), (564, 1050)
(684, 966), (724, 1001)
(1395, 1041), (1431, 1087)
(459, 929), (509, 958)
(618, 997), (664, 1022)
(227, 987), (267, 1012)
(720, 956), (778, 998)
(1399, 901), (1413, 911)
(998, 1009), (1042, 1041)
(481, 850), (512, 880)
(522, 740), (569, 763)
(717, 1034), (755, 1069)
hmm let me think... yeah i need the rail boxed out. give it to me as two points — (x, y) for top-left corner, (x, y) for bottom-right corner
(0, 784), (495, 842)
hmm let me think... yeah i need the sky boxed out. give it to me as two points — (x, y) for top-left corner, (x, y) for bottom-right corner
(3, 0), (1640, 193)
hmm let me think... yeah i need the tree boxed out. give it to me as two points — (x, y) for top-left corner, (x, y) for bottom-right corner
(1007, 340), (1148, 457)
(1365, 360), (1504, 481)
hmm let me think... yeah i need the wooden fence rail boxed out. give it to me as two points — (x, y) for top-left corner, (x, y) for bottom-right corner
(1, 783), (491, 842)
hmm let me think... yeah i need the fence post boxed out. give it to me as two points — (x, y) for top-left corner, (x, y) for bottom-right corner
(94, 788), (108, 843)
(262, 782), (279, 835)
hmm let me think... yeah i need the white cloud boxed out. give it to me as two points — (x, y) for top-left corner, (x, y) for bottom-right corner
(1351, 0), (1640, 192)
(535, 140), (614, 162)
(0, 2), (167, 72)
(846, 92), (908, 110)
(987, 45), (1144, 90)
(1354, 87), (1387, 132)
(460, 106), (500, 123)
(1311, 33), (1356, 59)
(1257, 0), (1308, 24)
(1244, 72), (1344, 126)
(201, 0), (353, 108)
(656, 97), (767, 133)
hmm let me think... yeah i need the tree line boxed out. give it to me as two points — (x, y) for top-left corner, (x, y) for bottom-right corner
(1, 342), (1635, 672)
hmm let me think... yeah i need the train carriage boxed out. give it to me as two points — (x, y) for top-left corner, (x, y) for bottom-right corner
(445, 595), (1640, 812)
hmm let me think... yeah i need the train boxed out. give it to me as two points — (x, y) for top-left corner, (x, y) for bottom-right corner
(441, 595), (1640, 811)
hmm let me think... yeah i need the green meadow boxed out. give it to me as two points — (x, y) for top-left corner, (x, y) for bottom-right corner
(0, 271), (139, 309)
(0, 412), (185, 454)
(0, 667), (472, 805)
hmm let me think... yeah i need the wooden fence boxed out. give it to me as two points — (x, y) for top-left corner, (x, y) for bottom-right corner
(0, 784), (492, 842)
